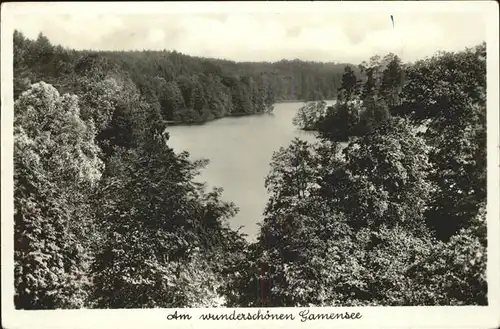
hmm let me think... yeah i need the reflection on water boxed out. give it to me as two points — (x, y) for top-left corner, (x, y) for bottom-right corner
(166, 102), (328, 240)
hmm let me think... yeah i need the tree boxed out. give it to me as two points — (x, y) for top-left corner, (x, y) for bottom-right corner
(91, 133), (243, 308)
(190, 76), (208, 116)
(358, 55), (385, 103)
(300, 73), (312, 101)
(357, 98), (391, 136)
(398, 43), (486, 240)
(31, 33), (54, 69)
(13, 31), (488, 308)
(292, 101), (328, 130)
(13, 30), (355, 125)
(78, 77), (122, 131)
(315, 118), (480, 306)
(424, 102), (486, 240)
(160, 81), (185, 120)
(265, 138), (320, 207)
(95, 81), (160, 154)
(338, 65), (360, 103)
(264, 79), (276, 110)
(317, 102), (361, 142)
(176, 75), (194, 110)
(334, 118), (432, 233)
(249, 138), (343, 307)
(255, 206), (356, 307)
(224, 77), (253, 115)
(73, 53), (111, 81)
(243, 76), (265, 113)
(247, 118), (460, 307)
(360, 66), (377, 103)
(396, 44), (485, 122)
(13, 31), (33, 100)
(379, 54), (404, 108)
(407, 202), (487, 305)
(14, 82), (103, 309)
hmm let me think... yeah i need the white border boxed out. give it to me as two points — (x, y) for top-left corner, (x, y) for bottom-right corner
(1, 2), (499, 329)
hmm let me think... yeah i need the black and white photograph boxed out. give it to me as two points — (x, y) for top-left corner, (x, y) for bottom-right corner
(1, 1), (499, 328)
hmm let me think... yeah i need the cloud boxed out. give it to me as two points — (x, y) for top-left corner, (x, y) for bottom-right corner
(148, 29), (165, 44)
(13, 9), (486, 64)
(285, 26), (302, 39)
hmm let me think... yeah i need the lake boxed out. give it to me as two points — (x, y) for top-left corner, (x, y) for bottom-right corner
(166, 101), (332, 241)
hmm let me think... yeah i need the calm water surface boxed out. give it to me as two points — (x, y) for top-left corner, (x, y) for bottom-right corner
(167, 102), (332, 240)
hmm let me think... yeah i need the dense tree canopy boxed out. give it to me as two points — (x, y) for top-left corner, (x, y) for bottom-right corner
(292, 101), (329, 131)
(13, 29), (487, 309)
(13, 32), (250, 309)
(397, 43), (487, 241)
(92, 136), (242, 307)
(14, 82), (103, 309)
(14, 31), (353, 125)
(241, 43), (488, 307)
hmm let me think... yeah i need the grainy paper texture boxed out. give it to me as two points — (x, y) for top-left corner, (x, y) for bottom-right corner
(1, 2), (499, 329)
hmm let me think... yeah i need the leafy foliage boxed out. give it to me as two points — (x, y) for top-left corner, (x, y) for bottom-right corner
(399, 43), (487, 241)
(14, 82), (103, 309)
(91, 136), (243, 307)
(13, 31), (351, 125)
(408, 203), (487, 305)
(317, 102), (362, 142)
(236, 71), (487, 306)
(292, 101), (328, 131)
(337, 118), (432, 233)
(13, 30), (487, 309)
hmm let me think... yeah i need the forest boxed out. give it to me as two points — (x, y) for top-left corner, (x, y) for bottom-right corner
(14, 31), (350, 125)
(13, 30), (487, 309)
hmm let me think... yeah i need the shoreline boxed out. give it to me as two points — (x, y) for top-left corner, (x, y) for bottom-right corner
(165, 99), (334, 128)
(274, 99), (306, 103)
(166, 108), (275, 127)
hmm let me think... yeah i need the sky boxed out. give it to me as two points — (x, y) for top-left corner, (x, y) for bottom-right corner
(11, 3), (487, 64)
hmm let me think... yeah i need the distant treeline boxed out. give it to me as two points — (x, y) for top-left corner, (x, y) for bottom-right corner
(14, 31), (351, 125)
